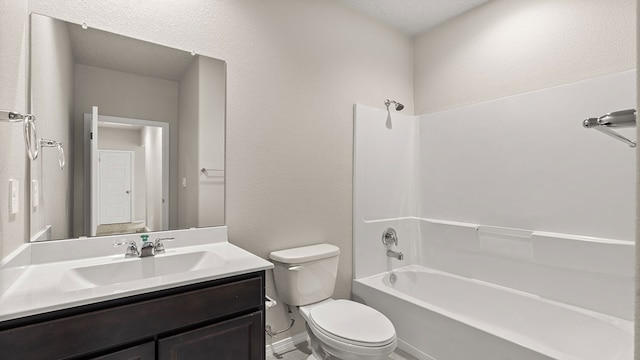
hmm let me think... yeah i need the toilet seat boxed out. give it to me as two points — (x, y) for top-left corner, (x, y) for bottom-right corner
(308, 299), (396, 346)
(305, 299), (397, 358)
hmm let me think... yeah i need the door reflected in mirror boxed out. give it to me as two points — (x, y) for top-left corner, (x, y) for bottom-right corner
(29, 13), (225, 241)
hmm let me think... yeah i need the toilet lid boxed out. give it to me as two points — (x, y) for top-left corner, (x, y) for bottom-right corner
(308, 299), (396, 346)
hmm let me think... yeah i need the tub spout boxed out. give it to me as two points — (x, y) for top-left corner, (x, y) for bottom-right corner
(387, 249), (404, 260)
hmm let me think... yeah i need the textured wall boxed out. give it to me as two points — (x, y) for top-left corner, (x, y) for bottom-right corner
(0, 0), (28, 258)
(24, 0), (414, 339)
(414, 0), (636, 113)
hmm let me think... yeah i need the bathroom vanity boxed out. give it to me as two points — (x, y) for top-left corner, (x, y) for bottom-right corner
(0, 272), (265, 359)
(0, 228), (272, 360)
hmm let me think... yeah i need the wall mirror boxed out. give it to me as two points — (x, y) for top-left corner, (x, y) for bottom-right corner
(29, 13), (226, 242)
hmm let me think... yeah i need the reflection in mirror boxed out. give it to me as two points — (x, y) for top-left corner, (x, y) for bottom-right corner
(29, 13), (225, 241)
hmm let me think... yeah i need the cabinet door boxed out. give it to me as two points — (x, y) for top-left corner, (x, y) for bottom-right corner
(158, 311), (264, 360)
(90, 342), (155, 360)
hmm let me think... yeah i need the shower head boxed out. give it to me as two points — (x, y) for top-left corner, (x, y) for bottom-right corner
(385, 99), (404, 111)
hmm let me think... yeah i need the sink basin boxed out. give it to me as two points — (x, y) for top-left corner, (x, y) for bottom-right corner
(59, 251), (226, 292)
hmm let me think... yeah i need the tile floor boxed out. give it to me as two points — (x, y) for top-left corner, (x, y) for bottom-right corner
(268, 342), (418, 360)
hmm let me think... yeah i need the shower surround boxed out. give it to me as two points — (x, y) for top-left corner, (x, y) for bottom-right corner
(352, 71), (635, 360)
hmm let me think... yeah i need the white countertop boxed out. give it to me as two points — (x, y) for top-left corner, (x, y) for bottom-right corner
(0, 227), (273, 322)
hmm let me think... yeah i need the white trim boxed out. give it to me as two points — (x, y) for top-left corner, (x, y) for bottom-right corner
(265, 332), (309, 360)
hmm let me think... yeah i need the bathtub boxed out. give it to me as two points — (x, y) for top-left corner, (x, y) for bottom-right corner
(352, 265), (632, 360)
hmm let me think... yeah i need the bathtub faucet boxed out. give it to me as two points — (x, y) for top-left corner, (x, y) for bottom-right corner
(386, 249), (404, 260)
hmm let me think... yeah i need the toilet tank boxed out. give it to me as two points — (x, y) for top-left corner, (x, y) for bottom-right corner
(269, 244), (340, 306)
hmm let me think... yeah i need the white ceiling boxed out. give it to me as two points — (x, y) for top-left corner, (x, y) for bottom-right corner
(336, 0), (491, 35)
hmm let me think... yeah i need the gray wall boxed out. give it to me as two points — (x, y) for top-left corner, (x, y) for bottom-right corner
(197, 56), (225, 227)
(30, 14), (74, 240)
(177, 56), (226, 228)
(177, 57), (199, 228)
(143, 126), (163, 231)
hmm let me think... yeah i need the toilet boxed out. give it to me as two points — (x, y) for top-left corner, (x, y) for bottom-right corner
(270, 243), (397, 360)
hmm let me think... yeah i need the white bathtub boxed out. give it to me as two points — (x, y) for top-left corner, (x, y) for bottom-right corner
(352, 265), (632, 360)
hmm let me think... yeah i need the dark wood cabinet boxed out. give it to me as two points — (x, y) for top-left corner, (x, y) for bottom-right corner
(0, 272), (265, 360)
(91, 342), (155, 360)
(158, 312), (263, 360)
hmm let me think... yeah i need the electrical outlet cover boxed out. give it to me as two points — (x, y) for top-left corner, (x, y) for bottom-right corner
(9, 179), (19, 214)
(32, 179), (39, 208)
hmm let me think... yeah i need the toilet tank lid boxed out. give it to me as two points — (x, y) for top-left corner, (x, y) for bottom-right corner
(269, 244), (340, 264)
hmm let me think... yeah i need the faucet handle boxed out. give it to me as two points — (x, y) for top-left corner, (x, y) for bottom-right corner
(382, 227), (398, 246)
(114, 240), (140, 258)
(153, 237), (174, 254)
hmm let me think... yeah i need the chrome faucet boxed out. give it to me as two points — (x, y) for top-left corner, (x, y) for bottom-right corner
(382, 227), (403, 260)
(386, 249), (404, 260)
(114, 240), (140, 258)
(114, 237), (174, 258)
(140, 241), (155, 257)
(153, 237), (174, 254)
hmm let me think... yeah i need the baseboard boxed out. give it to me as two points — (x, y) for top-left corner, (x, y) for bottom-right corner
(265, 332), (309, 360)
(397, 338), (436, 360)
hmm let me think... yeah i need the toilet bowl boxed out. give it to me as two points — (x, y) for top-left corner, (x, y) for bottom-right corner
(269, 244), (397, 360)
(300, 299), (397, 360)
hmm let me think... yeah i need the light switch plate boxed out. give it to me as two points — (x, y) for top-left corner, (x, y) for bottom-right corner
(9, 179), (19, 214)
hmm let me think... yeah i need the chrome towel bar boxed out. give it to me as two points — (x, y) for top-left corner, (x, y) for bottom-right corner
(200, 168), (224, 176)
(1, 109), (39, 160)
(583, 109), (636, 147)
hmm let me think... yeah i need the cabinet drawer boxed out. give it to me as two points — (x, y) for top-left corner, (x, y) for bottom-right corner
(158, 312), (263, 360)
(0, 276), (263, 360)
